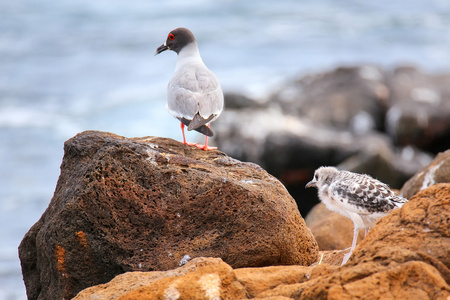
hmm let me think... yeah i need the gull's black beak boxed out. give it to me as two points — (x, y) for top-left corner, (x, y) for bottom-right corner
(305, 180), (316, 189)
(154, 44), (169, 56)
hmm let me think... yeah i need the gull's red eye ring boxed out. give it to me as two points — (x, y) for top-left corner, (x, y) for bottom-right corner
(168, 33), (175, 40)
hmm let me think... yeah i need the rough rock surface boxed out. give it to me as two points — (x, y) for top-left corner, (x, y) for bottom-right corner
(386, 66), (450, 153)
(72, 253), (347, 299)
(18, 131), (318, 300)
(258, 261), (449, 300)
(73, 184), (450, 299)
(74, 257), (248, 300)
(75, 259), (450, 300)
(400, 149), (450, 199)
(305, 203), (364, 251)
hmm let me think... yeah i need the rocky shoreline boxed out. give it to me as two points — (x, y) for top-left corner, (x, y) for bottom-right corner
(18, 65), (450, 299)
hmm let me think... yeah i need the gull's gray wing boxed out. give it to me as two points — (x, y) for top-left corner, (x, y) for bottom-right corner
(167, 65), (224, 124)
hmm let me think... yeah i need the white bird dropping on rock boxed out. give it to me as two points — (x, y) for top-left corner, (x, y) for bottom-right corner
(155, 27), (224, 150)
(305, 166), (408, 265)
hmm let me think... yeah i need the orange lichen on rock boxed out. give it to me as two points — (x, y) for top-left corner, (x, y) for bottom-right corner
(76, 231), (88, 248)
(55, 245), (66, 274)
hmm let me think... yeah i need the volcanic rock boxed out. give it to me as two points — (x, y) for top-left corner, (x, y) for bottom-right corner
(74, 257), (450, 299)
(18, 131), (318, 300)
(73, 257), (248, 300)
(400, 149), (450, 199)
(73, 257), (316, 300)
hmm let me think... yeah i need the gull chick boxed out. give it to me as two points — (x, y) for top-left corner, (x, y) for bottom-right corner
(155, 27), (224, 150)
(306, 166), (407, 265)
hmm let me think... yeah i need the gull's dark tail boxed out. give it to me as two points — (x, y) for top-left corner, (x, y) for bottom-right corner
(179, 117), (214, 137)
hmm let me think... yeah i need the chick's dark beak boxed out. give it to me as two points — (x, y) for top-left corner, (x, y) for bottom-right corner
(154, 44), (169, 56)
(305, 180), (316, 189)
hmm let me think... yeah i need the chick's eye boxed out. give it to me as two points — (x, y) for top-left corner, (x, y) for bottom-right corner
(168, 33), (175, 40)
(314, 175), (318, 181)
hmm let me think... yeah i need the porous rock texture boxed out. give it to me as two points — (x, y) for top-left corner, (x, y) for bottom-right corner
(73, 257), (248, 300)
(75, 183), (450, 299)
(18, 131), (318, 300)
(400, 149), (450, 199)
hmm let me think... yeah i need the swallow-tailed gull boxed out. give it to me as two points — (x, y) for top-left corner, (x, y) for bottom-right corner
(155, 27), (224, 150)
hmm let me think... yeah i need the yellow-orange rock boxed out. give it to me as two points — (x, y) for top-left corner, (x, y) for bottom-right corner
(297, 260), (450, 300)
(73, 257), (246, 299)
(233, 265), (312, 298)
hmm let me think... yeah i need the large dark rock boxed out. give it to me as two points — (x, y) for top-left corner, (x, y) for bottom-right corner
(270, 65), (390, 133)
(224, 92), (265, 109)
(386, 66), (450, 153)
(18, 131), (318, 300)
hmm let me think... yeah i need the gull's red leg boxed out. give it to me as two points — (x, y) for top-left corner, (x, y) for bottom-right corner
(181, 123), (216, 150)
(181, 122), (187, 144)
(180, 122), (196, 146)
(198, 124), (217, 151)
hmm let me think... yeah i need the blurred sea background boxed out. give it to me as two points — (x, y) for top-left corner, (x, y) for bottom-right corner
(1, 0), (449, 299)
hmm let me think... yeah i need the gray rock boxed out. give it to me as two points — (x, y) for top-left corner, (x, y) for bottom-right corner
(224, 92), (265, 109)
(386, 66), (450, 153)
(270, 65), (390, 133)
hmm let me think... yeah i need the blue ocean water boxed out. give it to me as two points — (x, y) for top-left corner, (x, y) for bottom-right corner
(1, 0), (449, 298)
